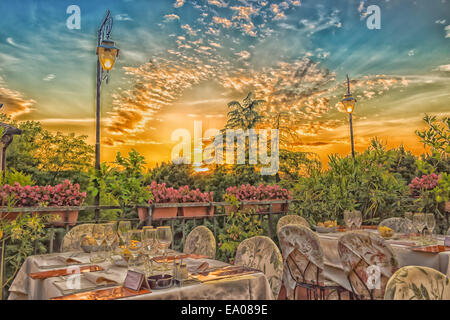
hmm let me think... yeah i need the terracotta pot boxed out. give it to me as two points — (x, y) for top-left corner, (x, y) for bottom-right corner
(241, 201), (261, 214)
(137, 207), (149, 222)
(0, 212), (23, 221)
(44, 211), (79, 227)
(445, 201), (450, 213)
(181, 206), (209, 217)
(152, 207), (178, 220)
(270, 203), (288, 214)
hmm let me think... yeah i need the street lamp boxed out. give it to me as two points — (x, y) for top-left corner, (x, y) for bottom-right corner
(95, 10), (119, 221)
(341, 75), (357, 159)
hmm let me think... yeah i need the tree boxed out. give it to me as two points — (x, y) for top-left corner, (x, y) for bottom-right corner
(1, 114), (94, 188)
(225, 92), (265, 130)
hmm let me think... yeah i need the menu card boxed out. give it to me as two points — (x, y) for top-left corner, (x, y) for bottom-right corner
(123, 270), (149, 292)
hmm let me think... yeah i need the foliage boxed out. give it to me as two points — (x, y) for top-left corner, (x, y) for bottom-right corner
(0, 180), (86, 207)
(147, 182), (181, 204)
(415, 114), (449, 158)
(292, 141), (410, 226)
(0, 169), (35, 187)
(409, 173), (441, 196)
(1, 115), (93, 189)
(224, 184), (291, 201)
(87, 150), (150, 219)
(225, 92), (265, 130)
(0, 214), (47, 295)
(217, 195), (263, 263)
(177, 185), (213, 203)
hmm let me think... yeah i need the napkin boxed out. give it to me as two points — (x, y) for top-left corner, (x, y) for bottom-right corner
(83, 267), (126, 286)
(35, 253), (90, 269)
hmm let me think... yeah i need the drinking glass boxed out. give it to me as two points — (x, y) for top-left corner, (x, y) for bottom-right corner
(413, 213), (426, 237)
(91, 224), (106, 263)
(103, 223), (118, 260)
(156, 226), (173, 271)
(404, 212), (414, 236)
(352, 211), (362, 230)
(142, 226), (157, 275)
(118, 221), (131, 246)
(425, 213), (436, 240)
(126, 230), (143, 270)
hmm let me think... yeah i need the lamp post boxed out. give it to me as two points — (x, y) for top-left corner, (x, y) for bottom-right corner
(341, 75), (357, 159)
(95, 10), (119, 221)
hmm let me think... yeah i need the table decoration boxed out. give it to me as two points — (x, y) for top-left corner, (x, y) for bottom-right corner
(189, 265), (261, 283)
(147, 274), (173, 290)
(315, 220), (338, 233)
(34, 253), (90, 269)
(152, 253), (208, 263)
(378, 225), (395, 239)
(30, 265), (104, 280)
(124, 270), (150, 291)
(411, 245), (450, 253)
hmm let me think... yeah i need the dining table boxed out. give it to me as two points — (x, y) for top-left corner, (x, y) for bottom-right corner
(7, 250), (274, 300)
(318, 229), (450, 291)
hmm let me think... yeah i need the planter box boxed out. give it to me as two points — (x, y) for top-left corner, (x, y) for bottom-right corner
(270, 203), (288, 214)
(44, 211), (79, 227)
(152, 207), (178, 220)
(224, 205), (238, 215)
(0, 212), (23, 221)
(137, 207), (149, 222)
(0, 211), (79, 226)
(241, 201), (261, 214)
(181, 206), (210, 218)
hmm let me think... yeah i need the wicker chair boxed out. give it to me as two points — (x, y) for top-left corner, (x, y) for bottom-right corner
(338, 231), (399, 300)
(235, 236), (283, 299)
(278, 224), (346, 300)
(385, 266), (450, 300)
(183, 226), (216, 259)
(276, 215), (310, 235)
(61, 224), (96, 252)
(378, 217), (413, 233)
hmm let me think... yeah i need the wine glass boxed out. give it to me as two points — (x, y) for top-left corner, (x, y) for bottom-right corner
(156, 226), (173, 271)
(118, 221), (131, 246)
(126, 230), (143, 270)
(142, 226), (157, 275)
(413, 213), (426, 237)
(91, 224), (106, 263)
(352, 211), (362, 230)
(103, 223), (118, 260)
(404, 212), (414, 236)
(425, 213), (436, 240)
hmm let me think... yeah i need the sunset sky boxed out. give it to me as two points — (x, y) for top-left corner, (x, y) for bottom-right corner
(0, 0), (449, 167)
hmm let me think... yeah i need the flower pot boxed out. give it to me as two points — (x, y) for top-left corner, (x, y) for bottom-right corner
(44, 211), (79, 227)
(241, 201), (261, 214)
(181, 206), (210, 217)
(270, 203), (288, 214)
(445, 201), (450, 213)
(0, 212), (23, 221)
(152, 207), (178, 220)
(138, 207), (149, 222)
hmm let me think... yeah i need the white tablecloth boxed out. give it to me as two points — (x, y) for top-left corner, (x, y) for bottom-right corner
(318, 231), (450, 291)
